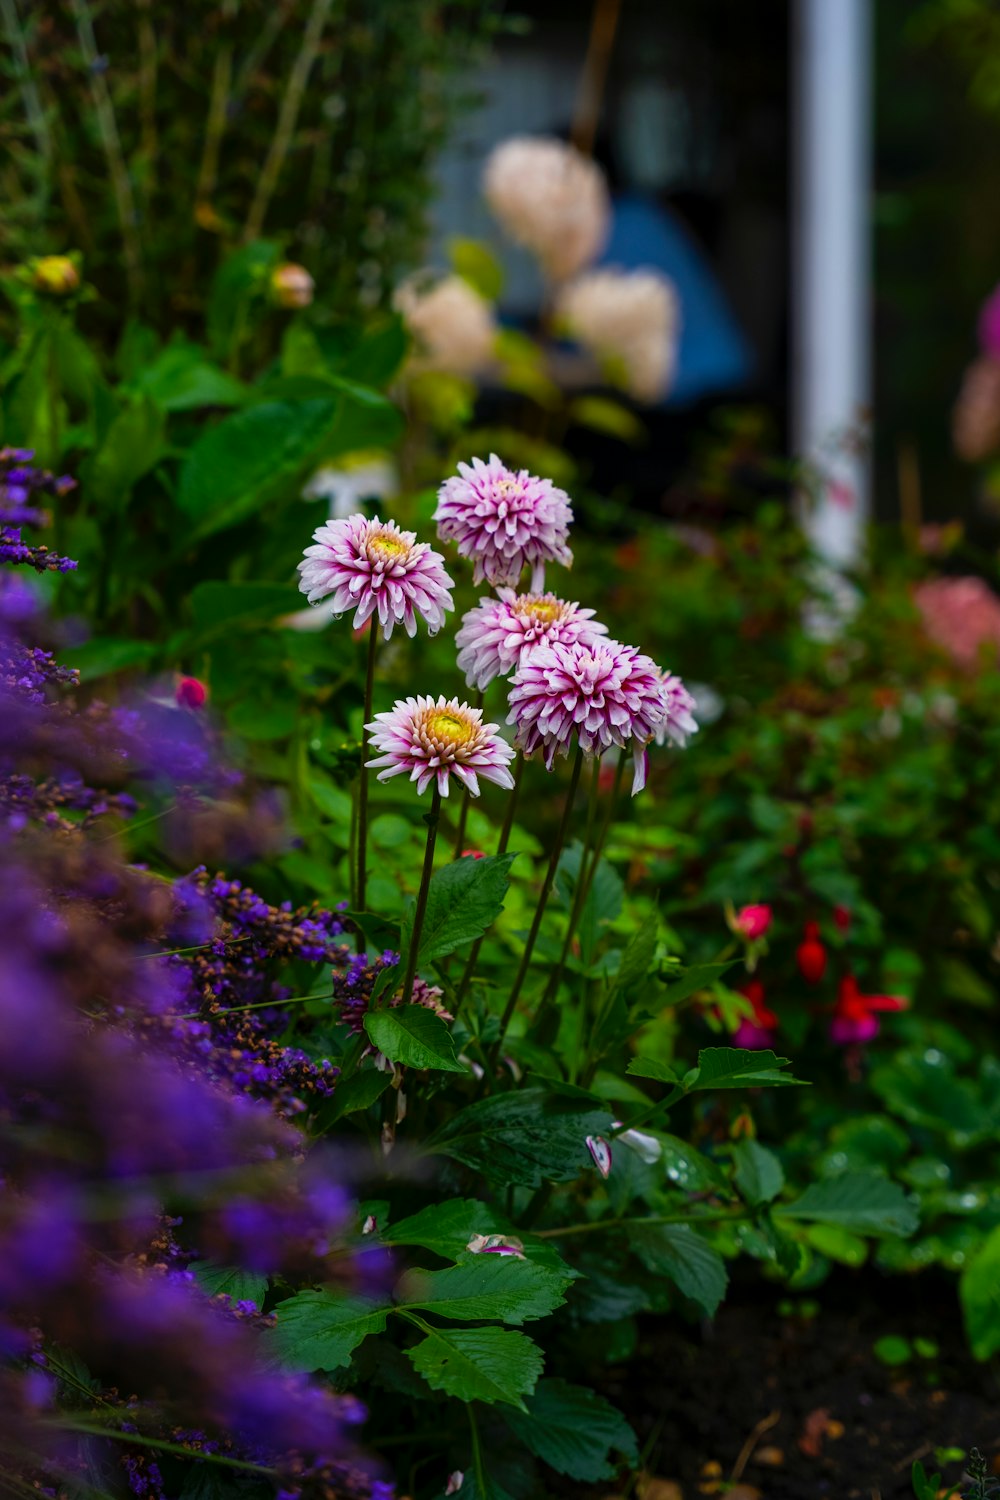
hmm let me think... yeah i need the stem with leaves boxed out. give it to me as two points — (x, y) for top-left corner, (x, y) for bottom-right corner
(452, 689), (484, 857)
(355, 621), (379, 945)
(541, 752), (602, 1006)
(400, 787), (442, 1005)
(453, 754), (525, 1015)
(490, 746), (585, 1064)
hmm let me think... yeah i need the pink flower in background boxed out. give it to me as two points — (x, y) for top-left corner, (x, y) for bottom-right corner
(366, 695), (515, 798)
(732, 904), (772, 941)
(914, 575), (1000, 670)
(654, 669), (699, 749)
(733, 979), (778, 1050)
(455, 588), (606, 690)
(829, 975), (908, 1046)
(507, 638), (664, 794)
(435, 455), (573, 589)
(298, 515), (454, 639)
(175, 676), (207, 709)
(978, 282), (1000, 359)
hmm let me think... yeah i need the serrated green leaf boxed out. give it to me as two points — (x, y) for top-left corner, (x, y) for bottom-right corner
(396, 1258), (570, 1325)
(433, 1089), (614, 1188)
(406, 1324), (543, 1409)
(314, 1068), (391, 1126)
(269, 1292), (388, 1371)
(614, 917), (659, 994)
(505, 1378), (639, 1481)
(400, 853), (516, 966)
(631, 1224), (728, 1316)
(733, 1139), (785, 1206)
(688, 1046), (808, 1091)
(626, 1056), (678, 1084)
(387, 1198), (573, 1278)
(193, 1262), (268, 1308)
(364, 1006), (466, 1072)
(960, 1224), (1000, 1360)
(776, 1172), (918, 1237)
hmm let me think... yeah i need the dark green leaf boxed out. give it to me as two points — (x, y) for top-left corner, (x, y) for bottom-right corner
(396, 1258), (570, 1325)
(631, 1224), (728, 1316)
(190, 582), (302, 633)
(87, 395), (163, 508)
(269, 1292), (388, 1371)
(960, 1224), (1000, 1360)
(625, 1056), (678, 1084)
(400, 853), (516, 966)
(687, 1047), (808, 1091)
(135, 341), (248, 410)
(363, 1006), (466, 1072)
(776, 1172), (919, 1237)
(61, 636), (158, 682)
(406, 1325), (543, 1410)
(387, 1198), (573, 1278)
(193, 1263), (268, 1308)
(434, 1089), (614, 1188)
(177, 398), (341, 537)
(314, 1068), (391, 1126)
(733, 1140), (785, 1206)
(613, 916), (659, 994)
(505, 1378), (639, 1481)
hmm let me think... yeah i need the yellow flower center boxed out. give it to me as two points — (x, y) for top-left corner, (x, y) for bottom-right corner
(427, 710), (473, 746)
(367, 531), (409, 564)
(519, 598), (561, 624)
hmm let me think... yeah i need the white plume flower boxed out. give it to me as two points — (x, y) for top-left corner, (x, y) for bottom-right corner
(482, 136), (610, 282)
(393, 273), (496, 376)
(556, 267), (681, 403)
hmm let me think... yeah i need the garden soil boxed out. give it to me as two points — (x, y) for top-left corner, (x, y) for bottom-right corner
(597, 1270), (1000, 1500)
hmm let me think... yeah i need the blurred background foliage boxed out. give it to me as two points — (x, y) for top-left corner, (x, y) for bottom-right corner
(0, 0), (503, 338)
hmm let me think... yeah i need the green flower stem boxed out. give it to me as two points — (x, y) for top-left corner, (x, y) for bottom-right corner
(534, 1206), (749, 1240)
(452, 753), (525, 1015)
(490, 745), (585, 1065)
(400, 786), (442, 1006)
(468, 1403), (487, 1497)
(355, 619), (379, 948)
(540, 752), (602, 1007)
(452, 689), (484, 858)
(40, 1421), (275, 1476)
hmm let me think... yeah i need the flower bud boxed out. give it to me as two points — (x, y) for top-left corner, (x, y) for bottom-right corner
(461, 849), (486, 860)
(832, 904), (851, 934)
(33, 256), (80, 297)
(270, 262), (314, 309)
(796, 921), (827, 983)
(732, 903), (772, 941)
(176, 676), (208, 709)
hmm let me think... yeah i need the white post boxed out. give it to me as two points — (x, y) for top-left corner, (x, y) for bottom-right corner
(794, 0), (872, 572)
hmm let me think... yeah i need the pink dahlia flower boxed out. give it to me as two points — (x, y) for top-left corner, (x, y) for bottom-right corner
(435, 454), (573, 589)
(298, 514), (454, 639)
(507, 638), (663, 794)
(914, 575), (1000, 670)
(366, 695), (516, 799)
(455, 588), (606, 691)
(654, 670), (698, 749)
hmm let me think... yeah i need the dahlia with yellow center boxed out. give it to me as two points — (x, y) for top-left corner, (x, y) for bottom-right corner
(365, 695), (516, 799)
(455, 587), (607, 691)
(298, 513), (454, 639)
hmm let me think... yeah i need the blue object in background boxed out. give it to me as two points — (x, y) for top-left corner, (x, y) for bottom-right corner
(600, 194), (754, 407)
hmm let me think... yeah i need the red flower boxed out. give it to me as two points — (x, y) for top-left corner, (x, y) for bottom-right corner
(797, 921), (827, 983)
(829, 975), (907, 1046)
(832, 904), (851, 934)
(461, 849), (487, 860)
(175, 676), (207, 709)
(732, 904), (772, 941)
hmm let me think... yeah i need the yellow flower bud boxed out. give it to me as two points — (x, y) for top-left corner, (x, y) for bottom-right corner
(33, 256), (80, 297)
(270, 262), (314, 309)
